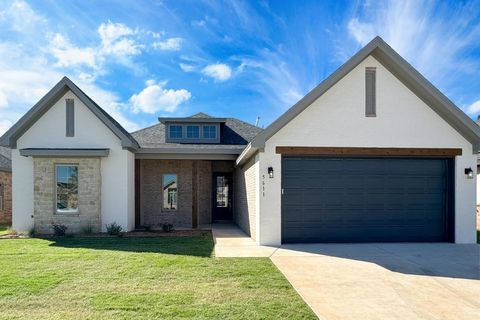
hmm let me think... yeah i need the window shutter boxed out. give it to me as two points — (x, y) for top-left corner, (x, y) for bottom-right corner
(365, 67), (376, 116)
(66, 99), (75, 137)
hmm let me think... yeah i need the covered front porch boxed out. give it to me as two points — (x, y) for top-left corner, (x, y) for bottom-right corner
(134, 159), (237, 230)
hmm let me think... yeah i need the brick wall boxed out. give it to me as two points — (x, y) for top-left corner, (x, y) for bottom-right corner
(33, 157), (101, 234)
(0, 170), (12, 224)
(139, 159), (234, 229)
(140, 160), (204, 229)
(234, 155), (257, 240)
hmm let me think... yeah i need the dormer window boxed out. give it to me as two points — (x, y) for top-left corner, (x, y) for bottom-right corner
(203, 125), (217, 139)
(186, 125), (200, 139)
(169, 125), (183, 139)
(160, 115), (224, 144)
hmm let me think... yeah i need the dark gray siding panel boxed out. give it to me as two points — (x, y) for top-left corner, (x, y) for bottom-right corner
(365, 68), (376, 116)
(66, 99), (74, 137)
(282, 157), (453, 243)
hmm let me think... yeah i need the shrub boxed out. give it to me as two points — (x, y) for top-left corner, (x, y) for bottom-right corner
(27, 228), (35, 238)
(81, 223), (94, 235)
(162, 223), (174, 233)
(51, 223), (68, 236)
(106, 222), (123, 236)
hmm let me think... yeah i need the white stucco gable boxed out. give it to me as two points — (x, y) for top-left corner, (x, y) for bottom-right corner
(244, 37), (480, 246)
(1, 77), (137, 233)
(18, 90), (122, 149)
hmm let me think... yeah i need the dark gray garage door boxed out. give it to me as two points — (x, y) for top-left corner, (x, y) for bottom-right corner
(282, 157), (454, 243)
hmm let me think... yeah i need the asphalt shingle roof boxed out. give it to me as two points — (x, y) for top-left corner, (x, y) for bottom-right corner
(131, 113), (262, 151)
(0, 146), (11, 171)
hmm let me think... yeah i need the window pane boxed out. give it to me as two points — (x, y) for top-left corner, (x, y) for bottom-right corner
(56, 165), (78, 212)
(186, 125), (200, 138)
(216, 176), (229, 208)
(203, 125), (216, 139)
(163, 174), (177, 210)
(169, 125), (183, 139)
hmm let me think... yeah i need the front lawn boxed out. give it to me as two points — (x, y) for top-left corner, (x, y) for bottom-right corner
(0, 235), (315, 319)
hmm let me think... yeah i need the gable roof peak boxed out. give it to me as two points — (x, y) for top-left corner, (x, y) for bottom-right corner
(243, 35), (480, 157)
(0, 76), (139, 150)
(190, 112), (213, 119)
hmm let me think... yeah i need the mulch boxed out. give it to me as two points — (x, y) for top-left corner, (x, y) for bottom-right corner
(0, 229), (211, 240)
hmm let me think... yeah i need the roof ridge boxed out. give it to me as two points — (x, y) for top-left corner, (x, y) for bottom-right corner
(227, 117), (261, 129)
(246, 35), (480, 151)
(0, 76), (139, 150)
(130, 122), (162, 134)
(189, 112), (213, 118)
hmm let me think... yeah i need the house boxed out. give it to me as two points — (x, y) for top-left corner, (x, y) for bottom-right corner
(0, 146), (12, 224)
(1, 36), (479, 243)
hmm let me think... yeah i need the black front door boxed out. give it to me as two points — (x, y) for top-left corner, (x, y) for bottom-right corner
(212, 173), (233, 221)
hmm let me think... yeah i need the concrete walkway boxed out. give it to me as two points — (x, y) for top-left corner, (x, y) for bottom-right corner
(211, 223), (277, 257)
(271, 243), (480, 320)
(212, 223), (480, 319)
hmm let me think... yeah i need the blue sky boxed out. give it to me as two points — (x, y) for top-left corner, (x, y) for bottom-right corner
(0, 0), (479, 134)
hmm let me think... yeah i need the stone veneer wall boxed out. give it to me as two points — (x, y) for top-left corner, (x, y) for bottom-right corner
(139, 159), (234, 229)
(0, 171), (12, 224)
(234, 156), (257, 240)
(33, 157), (101, 234)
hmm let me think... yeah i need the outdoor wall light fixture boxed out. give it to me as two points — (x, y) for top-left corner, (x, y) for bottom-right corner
(464, 167), (474, 179)
(268, 167), (274, 178)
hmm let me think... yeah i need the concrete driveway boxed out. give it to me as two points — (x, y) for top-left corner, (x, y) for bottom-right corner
(271, 243), (480, 320)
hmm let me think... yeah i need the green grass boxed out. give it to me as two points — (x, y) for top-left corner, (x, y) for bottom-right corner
(477, 229), (480, 244)
(0, 235), (315, 319)
(0, 223), (10, 236)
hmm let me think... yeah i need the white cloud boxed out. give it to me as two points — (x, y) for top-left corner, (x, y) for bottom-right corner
(47, 21), (142, 73)
(0, 0), (47, 33)
(234, 51), (304, 109)
(179, 63), (195, 72)
(202, 63), (232, 81)
(466, 100), (480, 115)
(74, 77), (140, 131)
(153, 37), (183, 51)
(347, 18), (375, 46)
(0, 17), (141, 134)
(130, 80), (191, 114)
(50, 34), (97, 69)
(191, 19), (206, 27)
(345, 0), (480, 88)
(98, 21), (135, 47)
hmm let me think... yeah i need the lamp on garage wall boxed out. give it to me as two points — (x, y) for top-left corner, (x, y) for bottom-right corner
(268, 167), (274, 179)
(464, 167), (474, 179)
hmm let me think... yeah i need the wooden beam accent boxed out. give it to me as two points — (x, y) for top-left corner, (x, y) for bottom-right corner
(134, 159), (141, 229)
(275, 146), (462, 157)
(191, 161), (198, 229)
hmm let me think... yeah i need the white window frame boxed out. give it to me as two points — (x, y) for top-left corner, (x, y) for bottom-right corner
(186, 125), (200, 139)
(162, 173), (178, 211)
(55, 164), (79, 214)
(203, 125), (217, 139)
(169, 125), (183, 139)
(166, 123), (220, 143)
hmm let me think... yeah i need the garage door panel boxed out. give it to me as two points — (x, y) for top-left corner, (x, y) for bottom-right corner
(282, 157), (451, 243)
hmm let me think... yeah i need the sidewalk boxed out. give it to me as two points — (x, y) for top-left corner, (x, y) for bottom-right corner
(211, 222), (277, 257)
